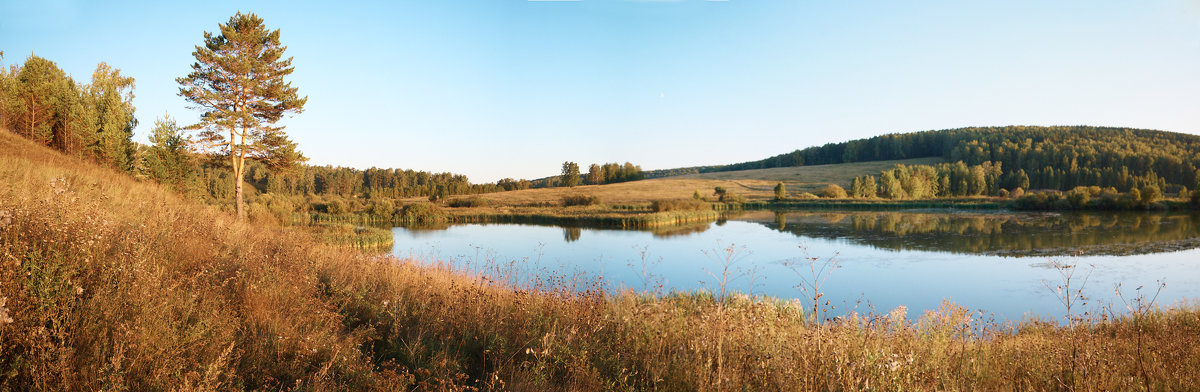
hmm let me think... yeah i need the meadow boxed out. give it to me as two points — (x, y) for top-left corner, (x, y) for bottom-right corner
(2, 131), (1199, 390)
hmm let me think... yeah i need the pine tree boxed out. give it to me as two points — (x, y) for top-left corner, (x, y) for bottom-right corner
(177, 12), (308, 220)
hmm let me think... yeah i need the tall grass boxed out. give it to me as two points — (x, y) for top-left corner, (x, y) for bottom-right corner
(2, 131), (1199, 390)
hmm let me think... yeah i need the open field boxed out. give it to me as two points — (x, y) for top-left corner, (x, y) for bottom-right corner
(675, 157), (945, 191)
(3, 132), (1200, 390)
(411, 157), (946, 208)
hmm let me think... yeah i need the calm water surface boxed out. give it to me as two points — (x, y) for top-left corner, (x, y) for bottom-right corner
(389, 210), (1200, 321)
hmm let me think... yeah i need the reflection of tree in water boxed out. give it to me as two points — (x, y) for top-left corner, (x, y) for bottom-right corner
(563, 227), (582, 243)
(754, 211), (1200, 256)
(651, 222), (715, 238)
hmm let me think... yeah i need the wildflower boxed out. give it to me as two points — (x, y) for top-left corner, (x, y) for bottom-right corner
(888, 305), (907, 326)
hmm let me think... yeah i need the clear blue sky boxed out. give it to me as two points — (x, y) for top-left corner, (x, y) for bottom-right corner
(3, 0), (1199, 182)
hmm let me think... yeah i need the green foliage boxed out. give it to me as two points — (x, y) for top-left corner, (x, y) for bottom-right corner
(561, 194), (600, 206)
(141, 115), (199, 196)
(400, 202), (447, 223)
(1140, 185), (1162, 205)
(0, 55), (137, 169)
(588, 162), (644, 185)
(851, 175), (877, 198)
(178, 12), (308, 218)
(682, 126), (1199, 193)
(323, 198), (348, 215)
(87, 63), (137, 170)
(560, 161), (580, 187)
(368, 198), (395, 217)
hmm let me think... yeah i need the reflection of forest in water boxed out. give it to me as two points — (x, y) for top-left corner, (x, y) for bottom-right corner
(741, 210), (1200, 257)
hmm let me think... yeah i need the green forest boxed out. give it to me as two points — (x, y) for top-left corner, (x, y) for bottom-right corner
(662, 126), (1200, 193)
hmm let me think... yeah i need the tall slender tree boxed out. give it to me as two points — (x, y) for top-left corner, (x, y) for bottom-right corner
(89, 62), (137, 171)
(177, 12), (307, 219)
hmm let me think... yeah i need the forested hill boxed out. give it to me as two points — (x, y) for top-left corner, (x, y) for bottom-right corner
(648, 126), (1200, 191)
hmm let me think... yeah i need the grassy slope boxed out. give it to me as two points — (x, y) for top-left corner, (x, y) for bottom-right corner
(3, 131), (1200, 391)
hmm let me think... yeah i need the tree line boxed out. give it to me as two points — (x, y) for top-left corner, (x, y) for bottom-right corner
(550, 161), (645, 188)
(663, 126), (1200, 192)
(1, 53), (138, 172)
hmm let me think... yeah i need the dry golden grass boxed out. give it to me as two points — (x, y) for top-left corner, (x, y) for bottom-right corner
(2, 131), (1198, 391)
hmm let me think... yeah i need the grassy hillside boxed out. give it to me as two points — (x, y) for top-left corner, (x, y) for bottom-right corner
(3, 130), (1200, 390)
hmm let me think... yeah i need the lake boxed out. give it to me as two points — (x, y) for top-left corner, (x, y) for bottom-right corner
(388, 210), (1200, 322)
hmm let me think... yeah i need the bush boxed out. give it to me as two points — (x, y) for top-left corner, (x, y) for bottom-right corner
(562, 195), (600, 206)
(323, 198), (348, 214)
(369, 198), (395, 217)
(1066, 187), (1091, 208)
(247, 202), (278, 225)
(796, 192), (819, 199)
(401, 202), (446, 222)
(447, 197), (490, 208)
(651, 199), (710, 212)
(719, 193), (745, 203)
(1140, 185), (1162, 204)
(818, 184), (848, 199)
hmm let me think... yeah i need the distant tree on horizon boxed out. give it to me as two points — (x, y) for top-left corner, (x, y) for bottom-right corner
(586, 164), (603, 185)
(178, 12), (308, 220)
(561, 161), (580, 187)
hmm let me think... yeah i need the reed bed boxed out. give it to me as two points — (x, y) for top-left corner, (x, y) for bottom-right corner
(1, 132), (1199, 391)
(307, 223), (394, 250)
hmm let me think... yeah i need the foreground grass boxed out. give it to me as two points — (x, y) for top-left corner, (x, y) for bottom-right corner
(2, 133), (1199, 390)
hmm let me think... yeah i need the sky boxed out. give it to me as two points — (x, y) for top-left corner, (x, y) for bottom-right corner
(3, 0), (1199, 182)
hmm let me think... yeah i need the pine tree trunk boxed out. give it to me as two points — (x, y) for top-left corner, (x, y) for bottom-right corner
(235, 164), (245, 220)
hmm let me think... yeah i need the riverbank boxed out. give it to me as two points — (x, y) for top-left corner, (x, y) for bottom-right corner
(3, 132), (1199, 390)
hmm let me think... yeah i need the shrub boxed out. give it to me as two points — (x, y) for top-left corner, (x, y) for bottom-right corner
(323, 198), (348, 214)
(247, 202), (278, 225)
(818, 184), (848, 199)
(651, 199), (710, 212)
(796, 192), (819, 199)
(719, 192), (745, 203)
(401, 202), (446, 222)
(369, 198), (395, 217)
(1140, 185), (1162, 204)
(1067, 187), (1091, 208)
(447, 197), (490, 208)
(562, 195), (600, 206)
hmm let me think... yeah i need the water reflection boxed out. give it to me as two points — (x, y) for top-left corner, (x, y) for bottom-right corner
(388, 210), (1200, 321)
(737, 211), (1200, 257)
